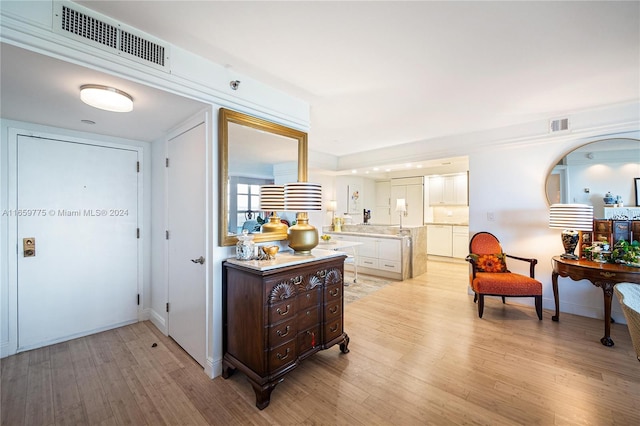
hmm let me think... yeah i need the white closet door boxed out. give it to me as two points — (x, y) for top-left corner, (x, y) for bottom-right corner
(167, 122), (207, 367)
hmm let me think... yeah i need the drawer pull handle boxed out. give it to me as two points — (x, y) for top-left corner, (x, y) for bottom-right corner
(277, 326), (290, 337)
(329, 305), (339, 314)
(306, 310), (312, 316)
(276, 348), (290, 360)
(329, 288), (340, 297)
(329, 324), (339, 333)
(384, 264), (394, 268)
(276, 305), (290, 316)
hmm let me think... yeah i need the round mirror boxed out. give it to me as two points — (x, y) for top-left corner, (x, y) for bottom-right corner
(545, 138), (640, 217)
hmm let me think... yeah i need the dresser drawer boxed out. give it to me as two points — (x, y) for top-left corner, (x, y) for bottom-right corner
(298, 288), (319, 310)
(324, 300), (342, 322)
(324, 282), (342, 302)
(268, 340), (297, 372)
(268, 299), (296, 324)
(323, 318), (343, 342)
(298, 306), (320, 330)
(268, 318), (297, 346)
(298, 325), (320, 354)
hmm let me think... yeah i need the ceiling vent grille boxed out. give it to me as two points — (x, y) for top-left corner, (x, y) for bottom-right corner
(550, 117), (570, 133)
(54, 2), (169, 72)
(60, 5), (118, 49)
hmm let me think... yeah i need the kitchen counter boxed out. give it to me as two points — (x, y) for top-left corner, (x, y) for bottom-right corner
(323, 224), (428, 278)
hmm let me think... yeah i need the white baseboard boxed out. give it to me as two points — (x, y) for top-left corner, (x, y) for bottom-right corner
(1, 341), (13, 358)
(149, 308), (167, 335)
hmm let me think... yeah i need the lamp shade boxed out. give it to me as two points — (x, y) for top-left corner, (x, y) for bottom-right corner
(549, 204), (593, 231)
(395, 198), (407, 213)
(80, 84), (133, 112)
(284, 182), (322, 211)
(327, 200), (337, 212)
(259, 185), (285, 211)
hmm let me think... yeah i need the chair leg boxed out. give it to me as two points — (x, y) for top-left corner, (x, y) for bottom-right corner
(473, 293), (478, 303)
(501, 296), (506, 304)
(535, 295), (542, 320)
(478, 294), (484, 318)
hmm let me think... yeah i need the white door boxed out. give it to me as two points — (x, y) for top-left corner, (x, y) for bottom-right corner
(17, 136), (139, 350)
(167, 122), (206, 367)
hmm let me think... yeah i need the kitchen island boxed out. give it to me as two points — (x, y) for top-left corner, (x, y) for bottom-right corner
(323, 224), (427, 280)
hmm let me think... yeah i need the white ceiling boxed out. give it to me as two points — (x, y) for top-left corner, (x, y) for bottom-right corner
(1, 1), (639, 166)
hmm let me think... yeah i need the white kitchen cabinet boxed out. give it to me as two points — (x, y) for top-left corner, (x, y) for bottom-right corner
(372, 180), (391, 224)
(391, 177), (424, 226)
(426, 224), (453, 256)
(325, 233), (404, 279)
(452, 226), (469, 259)
(429, 173), (468, 206)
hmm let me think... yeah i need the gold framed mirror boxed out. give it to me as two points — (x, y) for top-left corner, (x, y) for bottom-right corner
(219, 108), (308, 246)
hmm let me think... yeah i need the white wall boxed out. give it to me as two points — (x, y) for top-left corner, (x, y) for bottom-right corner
(465, 103), (639, 322)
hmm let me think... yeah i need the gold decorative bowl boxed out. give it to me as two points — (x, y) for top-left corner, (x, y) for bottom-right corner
(262, 245), (279, 259)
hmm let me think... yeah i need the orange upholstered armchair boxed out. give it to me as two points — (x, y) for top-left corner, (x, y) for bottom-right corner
(466, 232), (542, 320)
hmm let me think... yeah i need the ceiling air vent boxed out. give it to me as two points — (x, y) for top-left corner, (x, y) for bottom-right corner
(550, 117), (570, 133)
(53, 2), (169, 72)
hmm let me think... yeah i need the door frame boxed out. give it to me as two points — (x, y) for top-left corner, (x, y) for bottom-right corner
(3, 126), (145, 357)
(161, 110), (214, 377)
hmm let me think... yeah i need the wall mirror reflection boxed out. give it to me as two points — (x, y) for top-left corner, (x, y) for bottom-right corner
(219, 108), (308, 246)
(545, 138), (640, 218)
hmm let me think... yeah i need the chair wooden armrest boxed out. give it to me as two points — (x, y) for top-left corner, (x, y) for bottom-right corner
(504, 254), (538, 278)
(465, 255), (479, 279)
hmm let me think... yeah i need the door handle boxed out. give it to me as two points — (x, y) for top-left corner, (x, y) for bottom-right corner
(191, 256), (205, 264)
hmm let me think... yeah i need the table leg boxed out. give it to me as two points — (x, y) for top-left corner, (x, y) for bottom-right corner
(600, 283), (615, 346)
(552, 272), (560, 322)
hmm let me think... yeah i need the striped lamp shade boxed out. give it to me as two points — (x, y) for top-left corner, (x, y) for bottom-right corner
(259, 185), (285, 211)
(284, 182), (322, 211)
(549, 204), (593, 231)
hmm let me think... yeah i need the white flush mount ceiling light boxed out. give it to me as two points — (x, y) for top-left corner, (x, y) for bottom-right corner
(80, 84), (133, 112)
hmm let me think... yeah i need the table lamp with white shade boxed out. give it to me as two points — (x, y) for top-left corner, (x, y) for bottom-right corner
(327, 200), (337, 230)
(549, 203), (593, 259)
(285, 182), (323, 254)
(259, 184), (288, 234)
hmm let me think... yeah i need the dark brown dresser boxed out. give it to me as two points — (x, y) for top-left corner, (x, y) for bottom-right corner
(222, 251), (350, 409)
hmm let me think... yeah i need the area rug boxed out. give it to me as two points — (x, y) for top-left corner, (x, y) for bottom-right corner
(343, 272), (393, 304)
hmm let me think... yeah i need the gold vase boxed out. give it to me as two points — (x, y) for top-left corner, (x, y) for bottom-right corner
(261, 214), (288, 234)
(288, 213), (318, 254)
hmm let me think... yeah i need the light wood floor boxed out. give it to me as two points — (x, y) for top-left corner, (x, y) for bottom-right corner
(2, 260), (639, 425)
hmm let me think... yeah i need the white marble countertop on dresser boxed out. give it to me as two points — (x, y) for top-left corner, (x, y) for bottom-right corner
(224, 248), (345, 272)
(324, 231), (410, 240)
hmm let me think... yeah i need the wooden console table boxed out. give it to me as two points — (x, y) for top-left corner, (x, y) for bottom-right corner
(552, 256), (640, 346)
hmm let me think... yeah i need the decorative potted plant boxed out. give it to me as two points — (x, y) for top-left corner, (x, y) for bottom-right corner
(610, 240), (640, 267)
